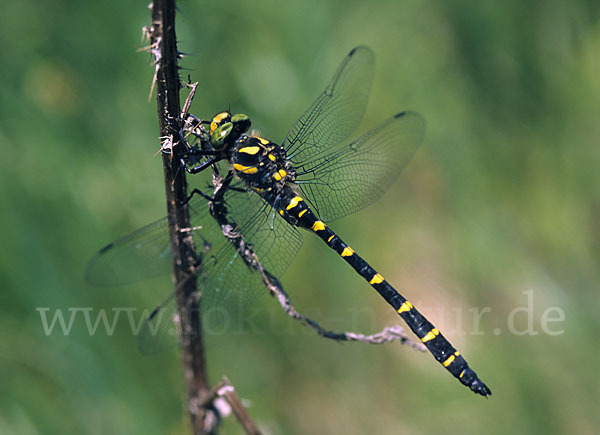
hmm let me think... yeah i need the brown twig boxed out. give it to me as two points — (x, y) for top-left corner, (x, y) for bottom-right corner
(217, 378), (262, 435)
(147, 1), (213, 433)
(197, 378), (262, 435)
(265, 274), (425, 351)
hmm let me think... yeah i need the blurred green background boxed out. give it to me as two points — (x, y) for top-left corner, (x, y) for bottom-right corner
(2, 0), (599, 434)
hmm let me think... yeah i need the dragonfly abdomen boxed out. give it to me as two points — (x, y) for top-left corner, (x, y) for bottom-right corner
(278, 187), (492, 397)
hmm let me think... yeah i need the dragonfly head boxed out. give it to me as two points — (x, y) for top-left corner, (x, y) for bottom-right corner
(210, 112), (251, 150)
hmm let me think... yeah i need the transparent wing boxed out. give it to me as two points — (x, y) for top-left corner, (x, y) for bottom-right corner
(282, 46), (374, 165)
(85, 194), (220, 287)
(295, 111), (425, 222)
(137, 291), (180, 354)
(199, 187), (303, 323)
(89, 185), (303, 354)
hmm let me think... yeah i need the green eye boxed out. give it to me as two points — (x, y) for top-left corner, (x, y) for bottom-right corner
(210, 111), (231, 135)
(231, 113), (249, 123)
(211, 122), (233, 148)
(231, 113), (251, 136)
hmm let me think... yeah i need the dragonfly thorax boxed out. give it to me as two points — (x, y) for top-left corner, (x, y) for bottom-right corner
(207, 111), (296, 197)
(231, 134), (296, 197)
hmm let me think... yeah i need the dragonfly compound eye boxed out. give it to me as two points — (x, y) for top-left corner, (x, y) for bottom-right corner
(231, 113), (251, 136)
(210, 111), (232, 135)
(211, 122), (234, 149)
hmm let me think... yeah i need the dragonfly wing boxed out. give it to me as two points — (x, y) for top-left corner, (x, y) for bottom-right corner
(136, 186), (303, 353)
(296, 111), (425, 222)
(138, 290), (180, 355)
(85, 217), (172, 286)
(282, 46), (374, 165)
(200, 188), (303, 325)
(85, 194), (219, 286)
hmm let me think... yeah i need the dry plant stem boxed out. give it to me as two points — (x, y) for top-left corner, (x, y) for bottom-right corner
(149, 0), (212, 433)
(198, 379), (262, 435)
(181, 81), (199, 119)
(218, 378), (262, 435)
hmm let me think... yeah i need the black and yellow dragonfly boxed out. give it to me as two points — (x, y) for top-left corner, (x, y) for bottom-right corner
(87, 46), (491, 396)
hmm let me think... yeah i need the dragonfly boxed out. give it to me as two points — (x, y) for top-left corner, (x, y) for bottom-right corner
(86, 46), (491, 397)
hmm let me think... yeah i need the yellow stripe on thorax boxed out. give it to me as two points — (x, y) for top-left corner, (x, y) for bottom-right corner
(233, 163), (258, 175)
(273, 169), (287, 181)
(238, 146), (260, 155)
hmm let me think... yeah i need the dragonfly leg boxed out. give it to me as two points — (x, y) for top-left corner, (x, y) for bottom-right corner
(184, 188), (215, 205)
(181, 156), (220, 174)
